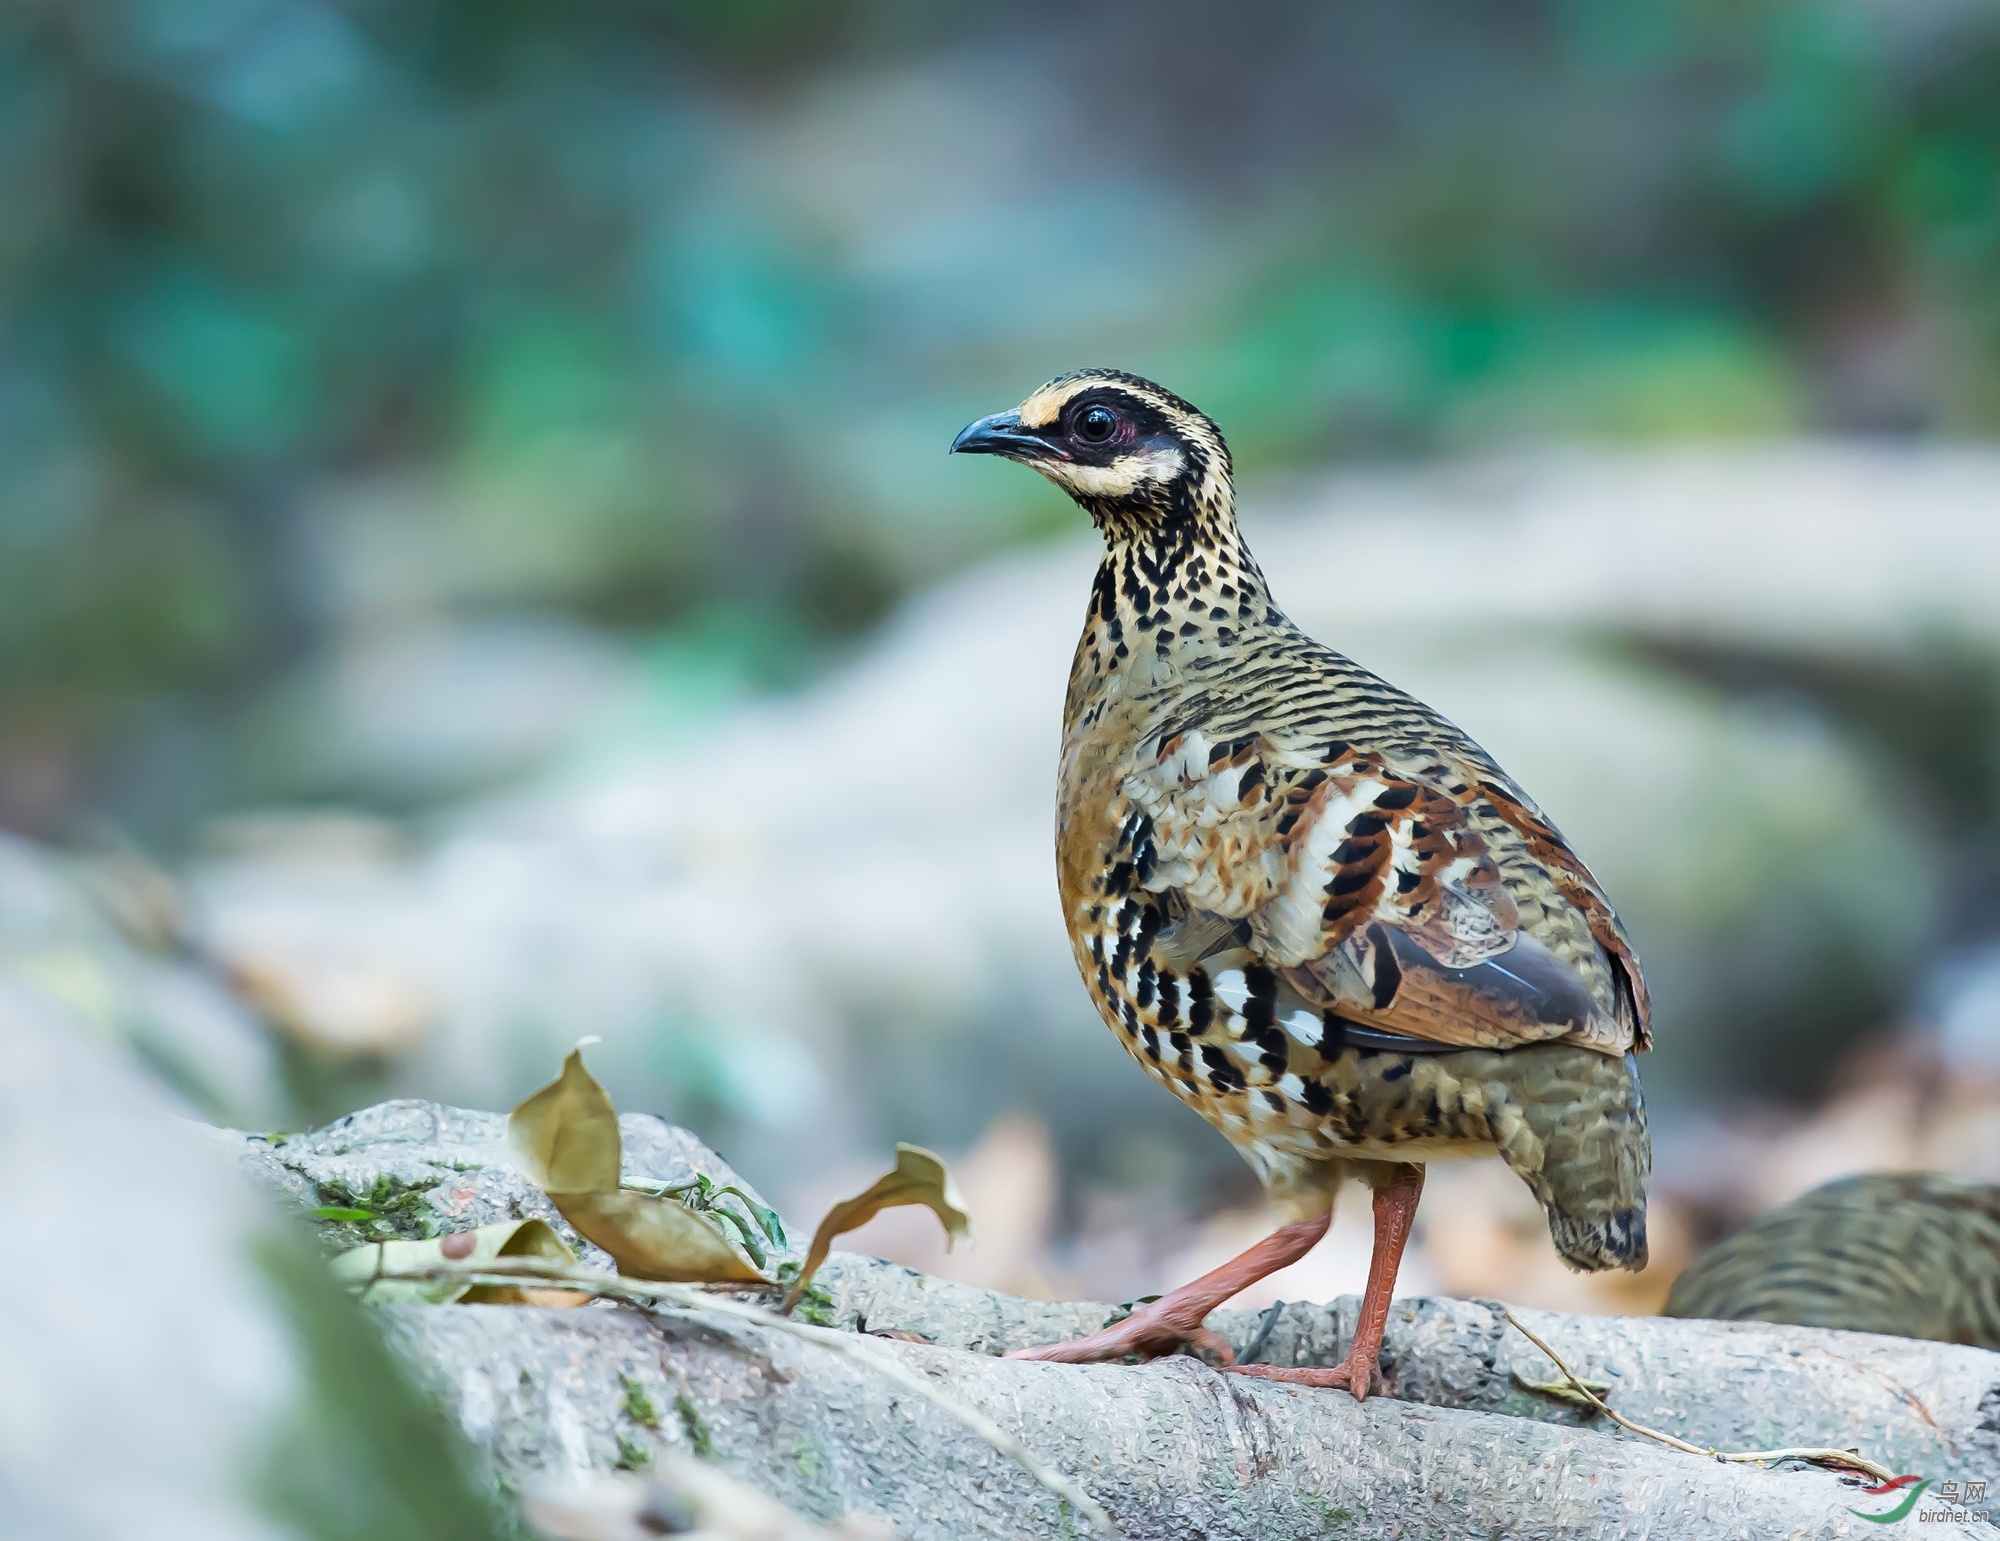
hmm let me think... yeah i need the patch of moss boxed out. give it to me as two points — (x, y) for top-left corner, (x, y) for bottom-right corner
(791, 1436), (820, 1479)
(772, 1261), (839, 1327)
(674, 1394), (714, 1460)
(794, 1281), (840, 1328)
(613, 1434), (652, 1472)
(1309, 1500), (1366, 1533)
(302, 1171), (444, 1243)
(620, 1375), (661, 1428)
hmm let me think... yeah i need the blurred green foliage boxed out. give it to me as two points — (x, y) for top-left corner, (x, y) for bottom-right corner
(3, 0), (1999, 838)
(253, 1229), (504, 1541)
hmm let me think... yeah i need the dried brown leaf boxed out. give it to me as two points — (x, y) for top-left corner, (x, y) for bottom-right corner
(784, 1145), (971, 1312)
(508, 1046), (621, 1195)
(555, 1189), (767, 1284)
(509, 1045), (768, 1283)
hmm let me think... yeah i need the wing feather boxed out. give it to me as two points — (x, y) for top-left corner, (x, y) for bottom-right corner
(1118, 727), (1642, 1055)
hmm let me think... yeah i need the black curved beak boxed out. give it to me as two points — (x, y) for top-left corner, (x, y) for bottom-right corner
(950, 409), (1061, 461)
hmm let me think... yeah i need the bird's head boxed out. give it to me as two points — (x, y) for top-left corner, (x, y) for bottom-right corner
(951, 370), (1233, 543)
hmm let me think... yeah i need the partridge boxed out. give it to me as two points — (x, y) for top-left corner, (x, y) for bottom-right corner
(952, 371), (1651, 1398)
(1666, 1173), (2000, 1347)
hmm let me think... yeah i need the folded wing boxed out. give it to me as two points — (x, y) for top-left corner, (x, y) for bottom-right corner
(1118, 727), (1647, 1055)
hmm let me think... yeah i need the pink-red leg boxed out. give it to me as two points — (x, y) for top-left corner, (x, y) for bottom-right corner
(1229, 1162), (1424, 1401)
(1006, 1212), (1332, 1365)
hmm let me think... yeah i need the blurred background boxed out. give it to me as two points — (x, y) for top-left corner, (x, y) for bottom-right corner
(6, 0), (2000, 1316)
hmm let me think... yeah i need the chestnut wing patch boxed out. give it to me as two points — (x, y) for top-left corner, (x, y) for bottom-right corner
(1116, 729), (1632, 1055)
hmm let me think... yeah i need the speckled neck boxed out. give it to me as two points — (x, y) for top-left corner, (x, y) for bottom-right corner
(1065, 475), (1296, 737)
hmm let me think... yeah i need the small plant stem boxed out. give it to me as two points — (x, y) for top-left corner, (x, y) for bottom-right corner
(1501, 1309), (1897, 1486)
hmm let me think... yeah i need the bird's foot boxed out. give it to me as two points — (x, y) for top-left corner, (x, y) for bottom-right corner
(1006, 1214), (1334, 1368)
(1227, 1349), (1383, 1402)
(1007, 1299), (1238, 1366)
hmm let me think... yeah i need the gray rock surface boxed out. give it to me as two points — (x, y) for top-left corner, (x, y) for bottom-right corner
(233, 1100), (2000, 1538)
(216, 1098), (786, 1270)
(808, 1260), (2000, 1490)
(0, 986), (494, 1541)
(383, 1304), (1924, 1540)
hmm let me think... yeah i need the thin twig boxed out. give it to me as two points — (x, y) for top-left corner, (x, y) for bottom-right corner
(356, 1258), (1119, 1536)
(1501, 1309), (1896, 1485)
(1239, 1300), (1286, 1367)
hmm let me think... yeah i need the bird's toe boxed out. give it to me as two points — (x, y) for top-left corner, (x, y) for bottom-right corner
(1005, 1300), (1233, 1366)
(1226, 1358), (1380, 1401)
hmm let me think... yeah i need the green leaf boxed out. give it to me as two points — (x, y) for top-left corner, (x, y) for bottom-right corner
(715, 1186), (787, 1250)
(695, 1203), (769, 1269)
(310, 1206), (379, 1222)
(782, 1144), (971, 1313)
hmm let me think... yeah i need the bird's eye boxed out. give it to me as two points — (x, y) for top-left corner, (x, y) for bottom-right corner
(1075, 405), (1118, 444)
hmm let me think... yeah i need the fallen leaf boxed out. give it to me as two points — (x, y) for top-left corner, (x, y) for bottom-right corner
(784, 1145), (971, 1312)
(626, 1174), (787, 1263)
(508, 1047), (621, 1194)
(508, 1046), (768, 1284)
(330, 1218), (589, 1306)
(1511, 1367), (1613, 1408)
(556, 1190), (767, 1284)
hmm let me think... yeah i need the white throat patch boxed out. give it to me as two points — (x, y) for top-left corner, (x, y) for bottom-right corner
(1046, 446), (1186, 499)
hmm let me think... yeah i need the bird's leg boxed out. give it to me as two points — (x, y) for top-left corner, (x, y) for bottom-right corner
(1007, 1212), (1331, 1366)
(1230, 1162), (1424, 1401)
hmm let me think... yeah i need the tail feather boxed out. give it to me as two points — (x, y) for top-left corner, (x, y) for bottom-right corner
(1490, 1047), (1650, 1272)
